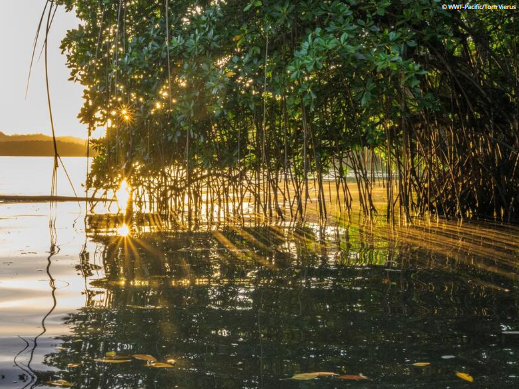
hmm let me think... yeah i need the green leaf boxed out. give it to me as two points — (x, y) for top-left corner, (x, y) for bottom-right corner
(361, 91), (371, 106)
(245, 0), (261, 11)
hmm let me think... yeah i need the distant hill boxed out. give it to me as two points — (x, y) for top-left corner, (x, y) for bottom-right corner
(0, 132), (95, 157)
(0, 131), (86, 144)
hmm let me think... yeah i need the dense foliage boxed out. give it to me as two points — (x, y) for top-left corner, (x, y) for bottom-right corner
(56, 0), (519, 221)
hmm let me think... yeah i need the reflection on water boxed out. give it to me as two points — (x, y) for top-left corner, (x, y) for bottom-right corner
(0, 157), (88, 197)
(1, 207), (517, 388)
(0, 158), (518, 388)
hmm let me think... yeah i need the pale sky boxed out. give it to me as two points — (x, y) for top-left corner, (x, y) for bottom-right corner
(0, 0), (85, 138)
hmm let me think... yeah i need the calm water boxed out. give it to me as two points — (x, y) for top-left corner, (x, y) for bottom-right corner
(0, 157), (518, 388)
(0, 157), (88, 197)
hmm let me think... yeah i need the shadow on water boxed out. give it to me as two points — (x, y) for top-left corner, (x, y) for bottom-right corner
(27, 218), (519, 388)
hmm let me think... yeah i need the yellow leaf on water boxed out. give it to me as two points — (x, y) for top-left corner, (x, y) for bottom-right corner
(46, 380), (72, 387)
(291, 372), (338, 380)
(233, 34), (243, 42)
(412, 362), (431, 367)
(103, 352), (131, 360)
(146, 362), (175, 368)
(456, 372), (474, 383)
(132, 354), (157, 363)
(290, 373), (318, 381)
(94, 358), (132, 364)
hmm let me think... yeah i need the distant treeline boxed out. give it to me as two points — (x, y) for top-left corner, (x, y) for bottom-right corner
(0, 140), (93, 157)
(0, 131), (94, 157)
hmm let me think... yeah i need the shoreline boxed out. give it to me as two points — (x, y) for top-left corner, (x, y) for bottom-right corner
(0, 195), (110, 203)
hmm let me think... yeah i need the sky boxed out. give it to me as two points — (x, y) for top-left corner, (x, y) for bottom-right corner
(0, 0), (85, 138)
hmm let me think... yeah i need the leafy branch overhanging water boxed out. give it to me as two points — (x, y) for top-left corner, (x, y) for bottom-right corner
(54, 0), (518, 224)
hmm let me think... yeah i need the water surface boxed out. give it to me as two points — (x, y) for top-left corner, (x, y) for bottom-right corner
(0, 157), (518, 388)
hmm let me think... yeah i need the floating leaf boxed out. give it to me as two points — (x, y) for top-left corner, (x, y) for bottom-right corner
(104, 353), (131, 360)
(412, 362), (431, 367)
(132, 354), (157, 363)
(46, 380), (72, 387)
(67, 363), (81, 368)
(291, 372), (338, 380)
(337, 374), (368, 380)
(94, 358), (132, 364)
(146, 362), (175, 368)
(456, 372), (474, 383)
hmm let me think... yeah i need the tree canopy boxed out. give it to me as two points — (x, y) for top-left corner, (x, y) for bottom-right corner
(56, 0), (519, 221)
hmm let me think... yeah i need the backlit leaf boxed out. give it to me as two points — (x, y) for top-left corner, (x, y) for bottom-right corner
(233, 34), (243, 42)
(456, 372), (474, 383)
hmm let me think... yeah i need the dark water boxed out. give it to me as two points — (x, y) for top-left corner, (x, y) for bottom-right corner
(0, 158), (518, 388)
(2, 212), (518, 388)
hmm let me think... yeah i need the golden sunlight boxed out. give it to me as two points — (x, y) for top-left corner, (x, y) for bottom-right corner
(117, 223), (130, 237)
(120, 106), (133, 122)
(116, 179), (131, 212)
